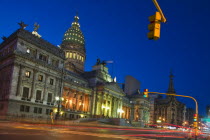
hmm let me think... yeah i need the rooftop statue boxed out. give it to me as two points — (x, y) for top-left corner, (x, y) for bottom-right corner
(33, 22), (40, 32)
(18, 21), (28, 29)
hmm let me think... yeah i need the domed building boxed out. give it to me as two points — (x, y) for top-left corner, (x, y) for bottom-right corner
(0, 13), (188, 127)
(61, 14), (86, 74)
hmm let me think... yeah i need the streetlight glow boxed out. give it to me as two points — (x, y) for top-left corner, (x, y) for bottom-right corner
(55, 96), (59, 101)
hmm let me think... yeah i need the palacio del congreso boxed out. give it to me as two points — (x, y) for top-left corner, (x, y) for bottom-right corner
(0, 14), (187, 127)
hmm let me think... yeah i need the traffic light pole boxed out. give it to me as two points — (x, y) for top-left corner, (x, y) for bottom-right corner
(152, 0), (167, 23)
(146, 91), (198, 139)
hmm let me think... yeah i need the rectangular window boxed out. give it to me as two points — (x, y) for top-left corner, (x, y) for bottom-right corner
(34, 107), (38, 113)
(46, 109), (49, 115)
(32, 50), (37, 58)
(56, 61), (59, 67)
(39, 54), (48, 62)
(65, 52), (69, 58)
(38, 108), (42, 114)
(36, 90), (42, 101)
(38, 75), (43, 82)
(47, 93), (52, 103)
(20, 105), (24, 112)
(70, 53), (72, 58)
(25, 106), (30, 112)
(46, 109), (53, 115)
(43, 55), (47, 61)
(22, 87), (29, 99)
(25, 71), (31, 78)
(52, 59), (59, 67)
(39, 54), (43, 60)
(50, 79), (54, 85)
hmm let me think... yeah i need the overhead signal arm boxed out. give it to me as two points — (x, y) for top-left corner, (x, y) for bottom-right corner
(152, 0), (167, 23)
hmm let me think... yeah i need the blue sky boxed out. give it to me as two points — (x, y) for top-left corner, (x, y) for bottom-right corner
(0, 0), (210, 116)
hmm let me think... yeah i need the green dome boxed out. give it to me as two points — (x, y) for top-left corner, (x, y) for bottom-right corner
(62, 15), (85, 46)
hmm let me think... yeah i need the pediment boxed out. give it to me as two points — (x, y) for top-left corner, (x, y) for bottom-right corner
(104, 82), (125, 95)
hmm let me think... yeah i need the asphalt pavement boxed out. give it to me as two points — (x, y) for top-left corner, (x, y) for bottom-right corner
(0, 120), (208, 140)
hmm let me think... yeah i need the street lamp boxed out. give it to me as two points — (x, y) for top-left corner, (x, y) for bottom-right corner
(55, 96), (64, 120)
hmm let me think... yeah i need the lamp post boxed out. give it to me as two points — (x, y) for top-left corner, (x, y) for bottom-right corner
(55, 96), (64, 120)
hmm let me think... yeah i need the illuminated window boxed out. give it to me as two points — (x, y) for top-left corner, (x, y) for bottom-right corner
(79, 55), (82, 60)
(25, 71), (31, 78)
(26, 48), (30, 54)
(70, 52), (72, 58)
(66, 52), (70, 58)
(77, 54), (79, 59)
(38, 75), (43, 82)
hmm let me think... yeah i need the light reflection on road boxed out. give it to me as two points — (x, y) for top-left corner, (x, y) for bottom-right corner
(1, 121), (207, 140)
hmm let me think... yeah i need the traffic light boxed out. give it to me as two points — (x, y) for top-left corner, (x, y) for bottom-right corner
(193, 122), (198, 128)
(147, 12), (161, 40)
(194, 114), (198, 122)
(143, 89), (149, 98)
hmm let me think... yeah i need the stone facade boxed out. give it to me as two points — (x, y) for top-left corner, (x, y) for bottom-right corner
(0, 15), (186, 127)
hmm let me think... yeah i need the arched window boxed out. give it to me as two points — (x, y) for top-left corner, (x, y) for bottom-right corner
(70, 52), (72, 58)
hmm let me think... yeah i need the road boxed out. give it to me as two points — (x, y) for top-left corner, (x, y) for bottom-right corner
(0, 121), (207, 140)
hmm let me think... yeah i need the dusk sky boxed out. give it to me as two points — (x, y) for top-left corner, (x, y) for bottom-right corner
(0, 0), (209, 116)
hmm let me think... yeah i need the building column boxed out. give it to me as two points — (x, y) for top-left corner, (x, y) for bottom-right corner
(30, 69), (38, 100)
(88, 95), (91, 113)
(105, 95), (108, 116)
(81, 93), (85, 111)
(16, 64), (24, 96)
(130, 103), (135, 121)
(109, 96), (113, 117)
(42, 74), (49, 103)
(75, 91), (79, 111)
(112, 98), (117, 117)
(100, 92), (104, 116)
(110, 97), (114, 118)
(91, 88), (97, 116)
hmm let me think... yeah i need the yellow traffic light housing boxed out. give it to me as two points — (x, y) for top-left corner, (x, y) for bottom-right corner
(147, 12), (161, 40)
(193, 122), (198, 128)
(143, 89), (149, 98)
(194, 114), (198, 122)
